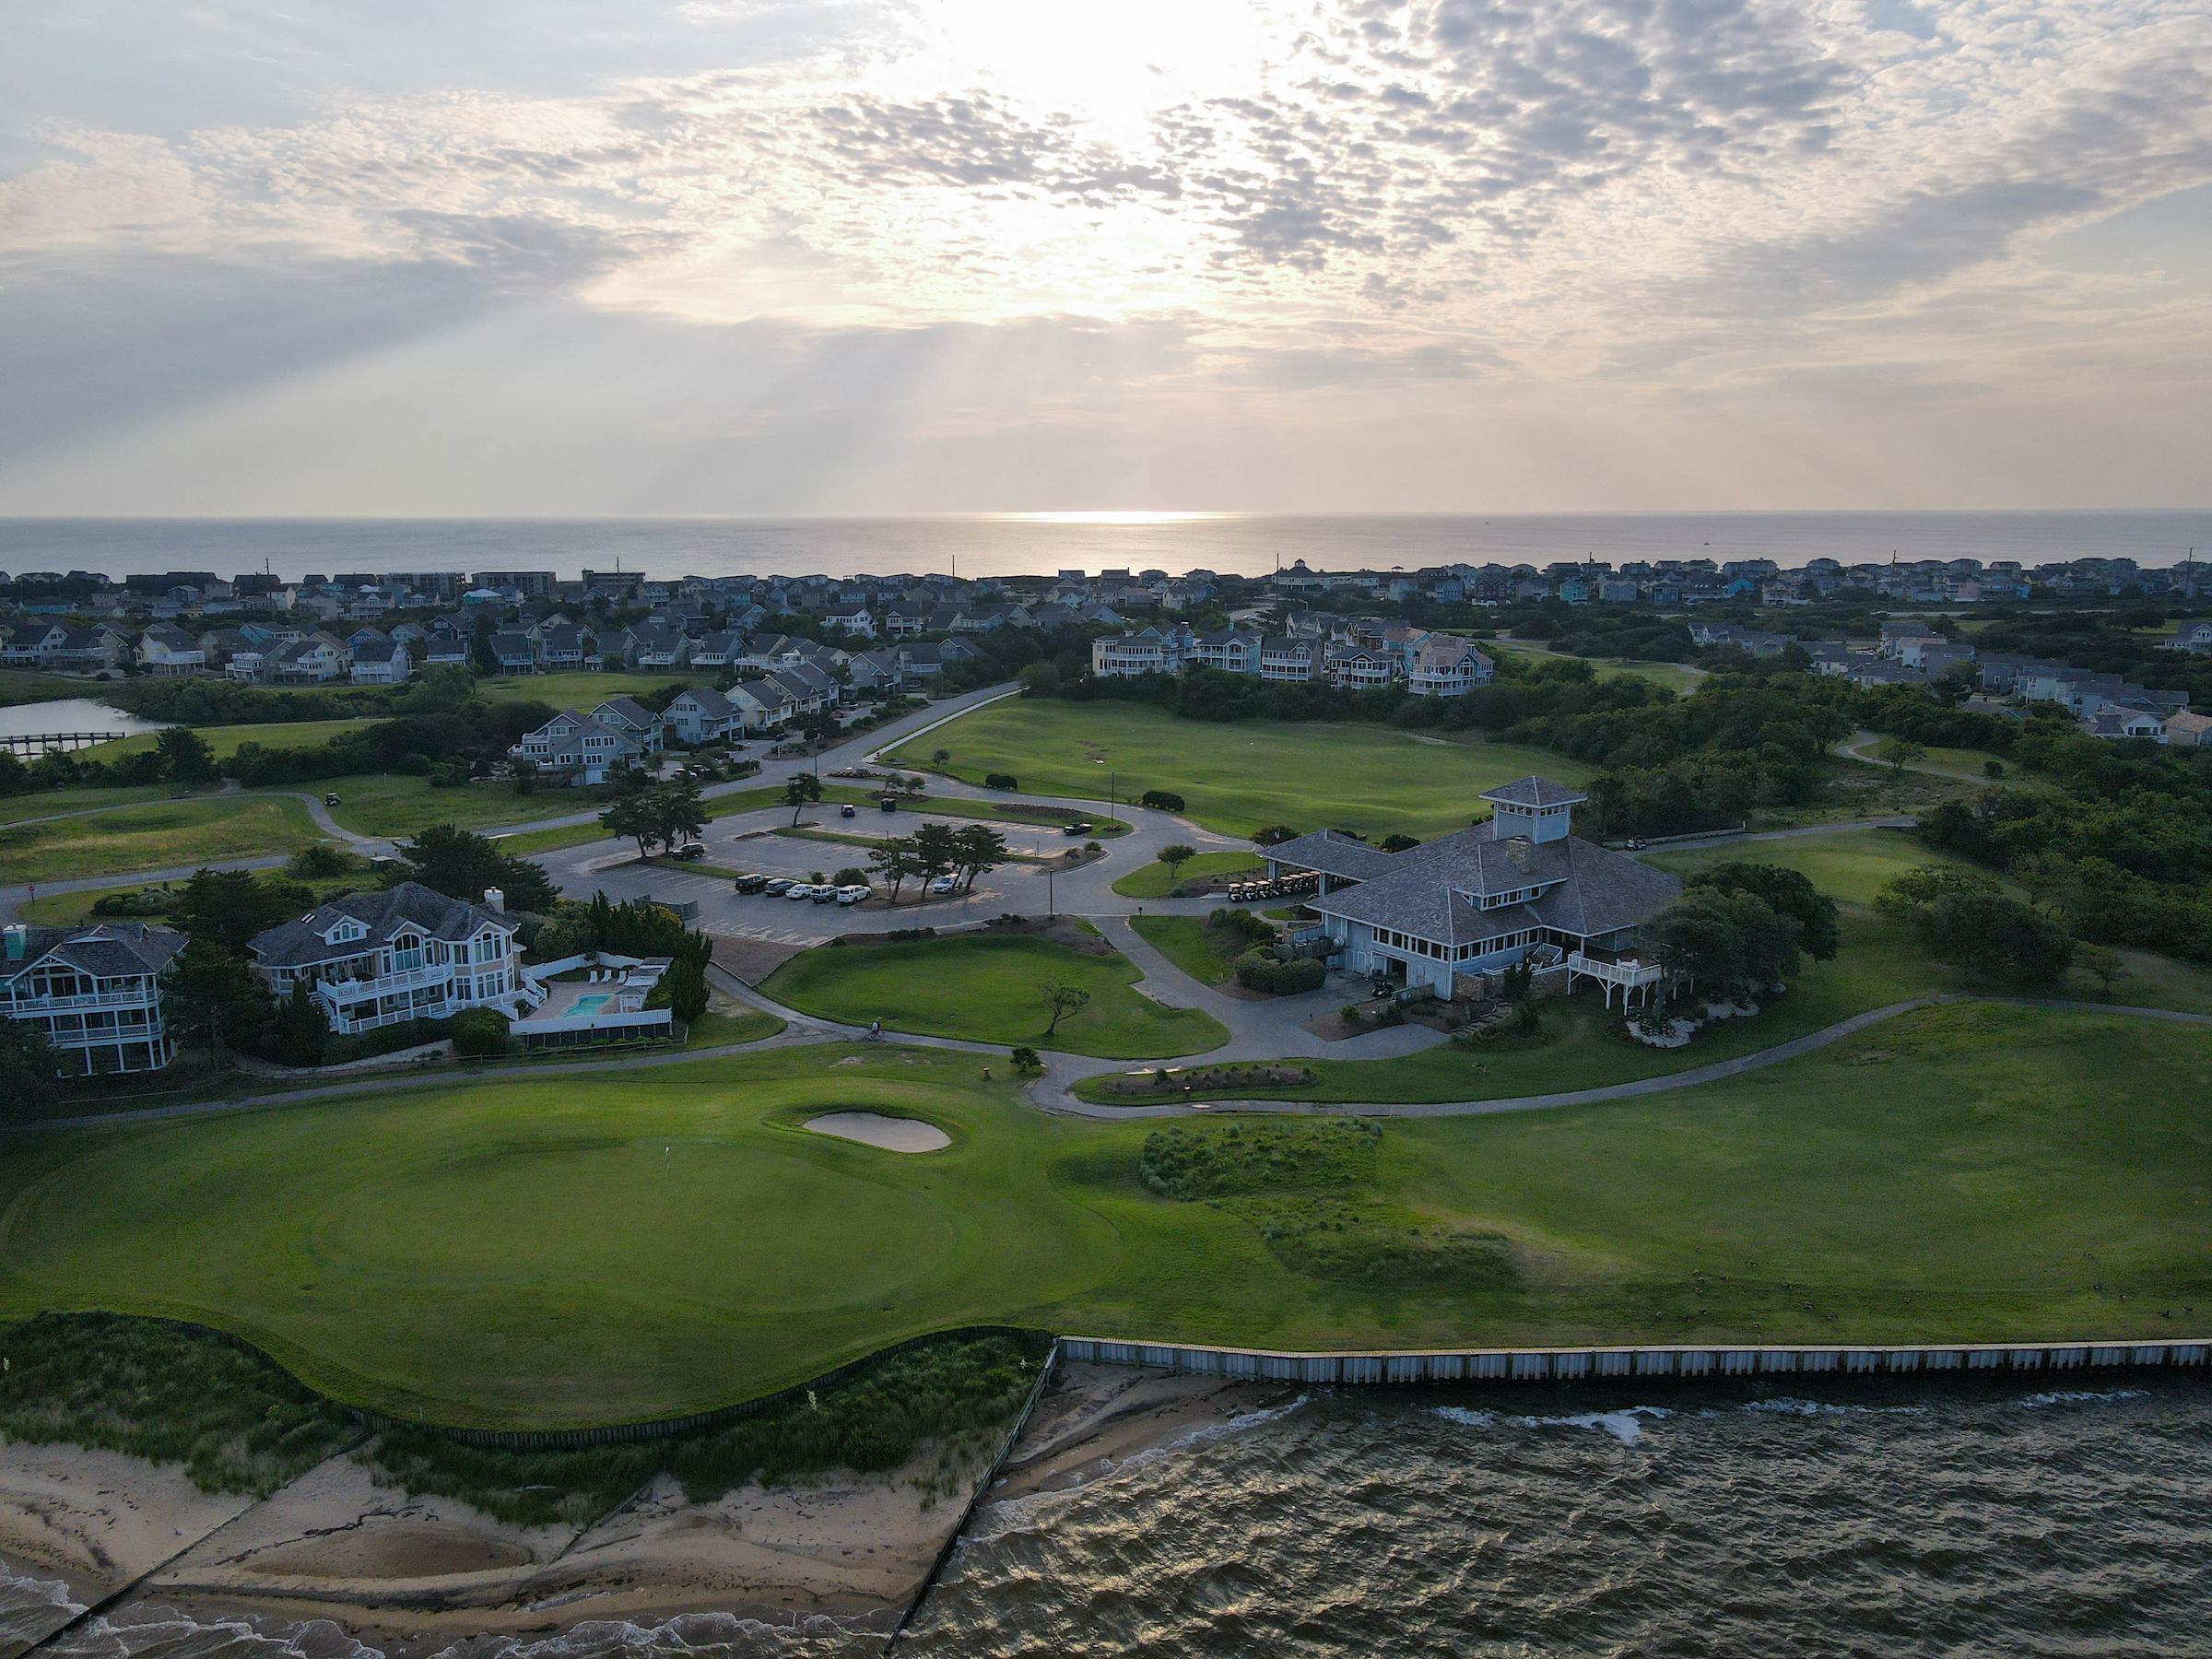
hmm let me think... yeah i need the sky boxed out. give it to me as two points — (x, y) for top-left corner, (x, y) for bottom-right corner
(0, 0), (2207, 517)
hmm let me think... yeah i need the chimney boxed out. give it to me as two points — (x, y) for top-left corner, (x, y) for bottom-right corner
(1502, 836), (1535, 875)
(483, 888), (504, 912)
(3, 924), (24, 961)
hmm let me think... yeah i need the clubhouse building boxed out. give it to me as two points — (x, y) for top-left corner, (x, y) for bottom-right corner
(1264, 777), (1678, 1001)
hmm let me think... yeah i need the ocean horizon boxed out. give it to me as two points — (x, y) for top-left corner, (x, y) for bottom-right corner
(4, 511), (2210, 584)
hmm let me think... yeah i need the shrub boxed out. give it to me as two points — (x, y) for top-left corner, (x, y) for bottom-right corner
(1253, 824), (1300, 846)
(450, 1008), (511, 1057)
(1140, 790), (1185, 811)
(887, 926), (937, 941)
(834, 866), (869, 888)
(1009, 1044), (1043, 1075)
(1208, 906), (1277, 945)
(983, 772), (1019, 790)
(1234, 951), (1326, 994)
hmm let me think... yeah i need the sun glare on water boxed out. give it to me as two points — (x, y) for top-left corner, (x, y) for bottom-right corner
(993, 511), (1234, 524)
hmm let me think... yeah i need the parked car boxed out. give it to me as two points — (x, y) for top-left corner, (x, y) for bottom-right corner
(811, 886), (837, 903)
(1062, 821), (1092, 836)
(837, 884), (869, 904)
(734, 873), (770, 893)
(927, 875), (959, 895)
(786, 883), (817, 900)
(672, 842), (707, 860)
(840, 804), (858, 818)
(763, 877), (794, 895)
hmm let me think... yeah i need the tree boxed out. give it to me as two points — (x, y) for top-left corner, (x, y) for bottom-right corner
(1253, 825), (1300, 846)
(783, 771), (823, 824)
(160, 937), (274, 1065)
(0, 1021), (61, 1116)
(154, 726), (218, 782)
(1009, 1044), (1043, 1075)
(392, 822), (559, 912)
(450, 1007), (511, 1056)
(1159, 843), (1197, 884)
(2076, 943), (2129, 996)
(658, 779), (707, 848)
(601, 794), (661, 862)
(1039, 980), (1090, 1037)
(645, 957), (710, 1022)
(1018, 661), (1060, 697)
(1379, 833), (1421, 853)
(834, 865), (870, 888)
(930, 748), (951, 767)
(1911, 891), (2075, 984)
(269, 979), (330, 1068)
(1874, 736), (1927, 774)
(913, 820), (963, 884)
(870, 835), (922, 904)
(1646, 889), (1802, 996)
(1686, 862), (1841, 959)
(171, 868), (312, 952)
(952, 825), (1008, 890)
(1872, 864), (2003, 921)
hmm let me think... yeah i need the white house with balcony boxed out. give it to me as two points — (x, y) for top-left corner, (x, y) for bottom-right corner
(247, 883), (525, 1036)
(1263, 777), (1677, 1002)
(508, 700), (661, 784)
(1408, 635), (1494, 697)
(135, 623), (205, 677)
(1, 920), (185, 1076)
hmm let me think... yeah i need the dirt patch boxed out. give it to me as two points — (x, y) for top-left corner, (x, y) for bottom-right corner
(979, 915), (1117, 956)
(708, 935), (806, 985)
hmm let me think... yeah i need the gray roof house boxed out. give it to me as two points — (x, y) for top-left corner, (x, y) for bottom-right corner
(249, 882), (524, 1036)
(1266, 777), (1679, 1001)
(665, 686), (743, 743)
(1, 920), (186, 1076)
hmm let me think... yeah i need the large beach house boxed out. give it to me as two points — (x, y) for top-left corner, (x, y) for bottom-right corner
(1, 921), (185, 1076)
(1264, 777), (1678, 1001)
(247, 883), (524, 1035)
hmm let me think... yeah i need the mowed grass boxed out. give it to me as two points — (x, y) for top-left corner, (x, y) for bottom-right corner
(86, 719), (381, 761)
(0, 796), (324, 884)
(1643, 824), (1984, 906)
(884, 700), (1591, 840)
(1112, 849), (1265, 898)
(5, 1005), (2207, 1426)
(0, 784), (222, 828)
(476, 670), (698, 707)
(761, 933), (1230, 1058)
(1131, 915), (1239, 984)
(319, 773), (584, 840)
(1484, 640), (1707, 693)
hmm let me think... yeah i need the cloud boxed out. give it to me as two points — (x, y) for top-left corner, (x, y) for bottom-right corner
(0, 0), (2208, 510)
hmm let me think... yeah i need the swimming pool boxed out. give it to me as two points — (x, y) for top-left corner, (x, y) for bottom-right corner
(569, 993), (613, 1016)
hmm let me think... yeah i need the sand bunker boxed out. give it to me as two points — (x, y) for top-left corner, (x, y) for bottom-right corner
(804, 1112), (950, 1153)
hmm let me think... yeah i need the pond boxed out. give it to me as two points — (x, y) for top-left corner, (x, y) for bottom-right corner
(0, 697), (169, 748)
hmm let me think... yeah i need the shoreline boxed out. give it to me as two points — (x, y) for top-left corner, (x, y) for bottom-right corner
(0, 1366), (1277, 1657)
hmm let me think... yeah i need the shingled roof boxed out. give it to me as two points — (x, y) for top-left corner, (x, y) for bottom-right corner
(1478, 775), (1588, 808)
(247, 882), (513, 971)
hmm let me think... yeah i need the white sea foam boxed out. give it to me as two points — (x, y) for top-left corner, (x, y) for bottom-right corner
(1431, 1404), (1671, 1444)
(1737, 1398), (1931, 1419)
(2017, 1388), (2149, 1410)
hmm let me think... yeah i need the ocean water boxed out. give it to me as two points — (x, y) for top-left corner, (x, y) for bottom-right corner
(11, 1374), (2207, 1659)
(4, 513), (2210, 584)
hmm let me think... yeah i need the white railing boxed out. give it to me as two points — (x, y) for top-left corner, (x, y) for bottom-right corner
(1567, 952), (1662, 984)
(6, 986), (159, 1015)
(319, 962), (457, 999)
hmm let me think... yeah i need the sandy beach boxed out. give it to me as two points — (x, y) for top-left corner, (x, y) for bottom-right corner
(0, 1361), (1286, 1656)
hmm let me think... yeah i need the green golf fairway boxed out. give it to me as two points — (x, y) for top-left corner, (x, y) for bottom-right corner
(885, 700), (1591, 839)
(4, 1005), (2208, 1430)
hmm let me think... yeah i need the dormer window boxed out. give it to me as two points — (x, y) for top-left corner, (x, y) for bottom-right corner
(325, 918), (367, 944)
